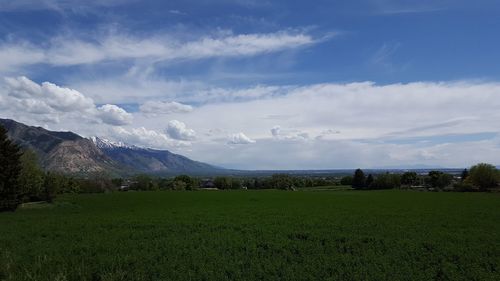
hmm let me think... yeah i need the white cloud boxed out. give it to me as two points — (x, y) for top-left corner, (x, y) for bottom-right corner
(166, 120), (196, 141)
(41, 82), (95, 112)
(3, 77), (500, 169)
(2, 76), (131, 127)
(19, 99), (53, 114)
(140, 101), (193, 115)
(0, 31), (317, 70)
(5, 76), (95, 112)
(110, 126), (190, 149)
(269, 125), (310, 141)
(4, 76), (43, 98)
(228, 132), (256, 144)
(0, 43), (45, 72)
(97, 104), (132, 126)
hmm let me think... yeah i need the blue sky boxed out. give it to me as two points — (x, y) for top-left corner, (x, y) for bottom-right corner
(0, 0), (499, 169)
(2, 0), (500, 85)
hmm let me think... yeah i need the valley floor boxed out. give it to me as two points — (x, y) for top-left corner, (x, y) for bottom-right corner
(1, 190), (499, 280)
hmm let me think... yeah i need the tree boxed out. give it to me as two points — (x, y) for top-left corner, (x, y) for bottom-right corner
(111, 178), (123, 188)
(0, 125), (22, 211)
(214, 177), (232, 190)
(174, 175), (194, 190)
(371, 173), (401, 189)
(461, 169), (469, 182)
(365, 174), (374, 188)
(43, 172), (62, 202)
(427, 171), (452, 189)
(270, 174), (294, 190)
(231, 178), (242, 189)
(340, 176), (353, 186)
(469, 163), (499, 191)
(172, 180), (187, 190)
(18, 150), (45, 201)
(401, 172), (418, 186)
(133, 174), (154, 190)
(352, 169), (366, 189)
(242, 178), (255, 189)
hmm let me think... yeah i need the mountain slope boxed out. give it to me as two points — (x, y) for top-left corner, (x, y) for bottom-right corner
(0, 118), (119, 174)
(0, 119), (223, 176)
(91, 137), (221, 175)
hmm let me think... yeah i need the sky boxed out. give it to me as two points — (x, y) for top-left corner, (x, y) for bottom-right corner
(0, 0), (499, 169)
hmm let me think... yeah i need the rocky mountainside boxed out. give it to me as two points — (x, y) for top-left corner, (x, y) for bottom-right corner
(0, 118), (223, 176)
(91, 137), (221, 175)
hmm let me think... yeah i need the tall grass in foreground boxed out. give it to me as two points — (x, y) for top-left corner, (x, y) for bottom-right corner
(1, 190), (499, 280)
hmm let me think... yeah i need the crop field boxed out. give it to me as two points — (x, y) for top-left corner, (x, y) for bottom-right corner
(1, 190), (499, 281)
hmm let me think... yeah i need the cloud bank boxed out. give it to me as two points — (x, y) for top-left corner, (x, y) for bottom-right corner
(2, 76), (500, 168)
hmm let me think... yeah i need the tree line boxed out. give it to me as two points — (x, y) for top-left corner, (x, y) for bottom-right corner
(343, 165), (499, 191)
(121, 173), (337, 191)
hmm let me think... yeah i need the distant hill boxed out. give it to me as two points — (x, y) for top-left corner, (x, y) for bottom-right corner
(0, 118), (224, 176)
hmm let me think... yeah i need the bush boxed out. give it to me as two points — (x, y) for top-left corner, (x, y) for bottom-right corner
(340, 176), (353, 186)
(214, 177), (232, 190)
(371, 173), (401, 190)
(401, 172), (418, 186)
(18, 150), (45, 201)
(174, 175), (196, 190)
(270, 174), (294, 190)
(427, 171), (453, 189)
(453, 182), (475, 192)
(469, 163), (499, 191)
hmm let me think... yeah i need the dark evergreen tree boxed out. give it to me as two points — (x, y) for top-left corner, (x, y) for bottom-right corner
(0, 125), (23, 211)
(352, 169), (366, 189)
(461, 169), (469, 182)
(365, 174), (374, 188)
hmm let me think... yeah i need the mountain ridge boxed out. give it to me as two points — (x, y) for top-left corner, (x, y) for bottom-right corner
(90, 136), (222, 175)
(0, 118), (223, 176)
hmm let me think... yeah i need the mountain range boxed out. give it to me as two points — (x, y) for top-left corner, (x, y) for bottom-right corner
(0, 118), (223, 176)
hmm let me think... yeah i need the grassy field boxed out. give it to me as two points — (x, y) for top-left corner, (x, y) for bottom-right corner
(1, 190), (499, 281)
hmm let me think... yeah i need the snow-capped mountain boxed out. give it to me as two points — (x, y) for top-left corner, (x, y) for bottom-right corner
(90, 136), (222, 174)
(0, 118), (223, 176)
(90, 136), (138, 150)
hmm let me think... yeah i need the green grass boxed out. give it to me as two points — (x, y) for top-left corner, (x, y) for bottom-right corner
(1, 190), (499, 281)
(297, 185), (353, 191)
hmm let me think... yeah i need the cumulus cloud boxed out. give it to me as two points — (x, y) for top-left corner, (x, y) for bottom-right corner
(166, 120), (196, 141)
(139, 101), (193, 115)
(228, 132), (256, 144)
(2, 76), (131, 127)
(110, 126), (190, 149)
(97, 104), (132, 126)
(5, 76), (94, 112)
(18, 99), (53, 114)
(41, 82), (95, 112)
